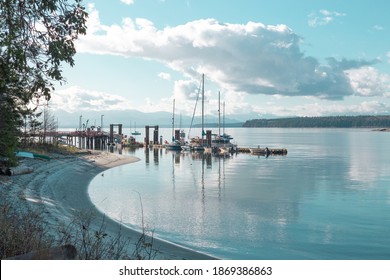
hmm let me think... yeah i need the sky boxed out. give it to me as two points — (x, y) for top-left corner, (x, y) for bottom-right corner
(50, 0), (390, 123)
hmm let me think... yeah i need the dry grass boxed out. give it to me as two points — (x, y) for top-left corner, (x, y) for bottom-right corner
(19, 142), (84, 156)
(0, 199), (159, 260)
(0, 200), (54, 259)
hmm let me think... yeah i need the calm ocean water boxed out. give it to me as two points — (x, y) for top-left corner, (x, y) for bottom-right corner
(88, 128), (390, 259)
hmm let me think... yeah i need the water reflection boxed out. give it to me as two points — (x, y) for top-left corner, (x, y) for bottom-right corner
(140, 148), (299, 256)
(89, 129), (390, 259)
(347, 132), (390, 187)
(100, 147), (299, 250)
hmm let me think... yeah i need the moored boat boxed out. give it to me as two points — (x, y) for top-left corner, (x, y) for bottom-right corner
(188, 136), (205, 151)
(214, 147), (231, 157)
(210, 133), (237, 153)
(165, 99), (186, 151)
(165, 140), (183, 150)
(123, 136), (143, 147)
(130, 122), (141, 136)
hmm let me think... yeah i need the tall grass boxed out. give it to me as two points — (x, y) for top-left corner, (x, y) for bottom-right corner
(0, 200), (54, 259)
(0, 199), (159, 260)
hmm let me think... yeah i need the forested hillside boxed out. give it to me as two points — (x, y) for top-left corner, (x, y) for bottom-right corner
(243, 115), (390, 128)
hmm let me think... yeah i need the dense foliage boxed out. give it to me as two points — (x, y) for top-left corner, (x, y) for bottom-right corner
(0, 0), (87, 165)
(243, 115), (390, 128)
(0, 100), (18, 166)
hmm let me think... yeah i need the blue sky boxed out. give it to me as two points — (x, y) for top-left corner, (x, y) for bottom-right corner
(51, 0), (390, 122)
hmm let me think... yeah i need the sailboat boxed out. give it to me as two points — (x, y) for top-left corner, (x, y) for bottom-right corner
(165, 99), (184, 150)
(210, 92), (237, 153)
(201, 91), (236, 156)
(131, 122), (141, 136)
(189, 74), (206, 151)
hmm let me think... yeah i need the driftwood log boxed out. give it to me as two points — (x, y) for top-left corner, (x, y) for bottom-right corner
(4, 166), (34, 176)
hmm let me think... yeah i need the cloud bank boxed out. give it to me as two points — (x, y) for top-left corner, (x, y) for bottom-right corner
(77, 5), (390, 102)
(51, 85), (390, 120)
(51, 86), (133, 113)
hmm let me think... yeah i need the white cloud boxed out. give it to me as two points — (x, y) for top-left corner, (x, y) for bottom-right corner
(120, 0), (134, 5)
(51, 86), (133, 113)
(76, 5), (388, 104)
(346, 67), (390, 97)
(308, 9), (346, 27)
(158, 72), (171, 81)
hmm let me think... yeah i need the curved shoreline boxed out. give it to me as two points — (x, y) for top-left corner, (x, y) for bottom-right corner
(0, 150), (216, 260)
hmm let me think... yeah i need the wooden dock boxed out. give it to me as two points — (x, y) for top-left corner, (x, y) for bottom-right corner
(48, 130), (111, 149)
(37, 127), (288, 157)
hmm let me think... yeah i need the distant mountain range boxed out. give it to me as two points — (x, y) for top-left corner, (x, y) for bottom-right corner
(54, 109), (252, 129)
(54, 109), (390, 129)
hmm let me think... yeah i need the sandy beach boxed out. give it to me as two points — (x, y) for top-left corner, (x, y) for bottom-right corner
(0, 150), (215, 260)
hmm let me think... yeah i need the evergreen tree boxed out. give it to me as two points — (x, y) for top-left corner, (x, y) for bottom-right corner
(0, 0), (87, 164)
(0, 96), (18, 166)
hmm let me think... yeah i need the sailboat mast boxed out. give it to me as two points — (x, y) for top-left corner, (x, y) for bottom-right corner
(172, 99), (175, 141)
(201, 74), (204, 144)
(218, 91), (221, 136)
(223, 101), (226, 135)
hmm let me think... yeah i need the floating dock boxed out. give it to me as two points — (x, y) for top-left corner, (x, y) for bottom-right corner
(238, 147), (288, 156)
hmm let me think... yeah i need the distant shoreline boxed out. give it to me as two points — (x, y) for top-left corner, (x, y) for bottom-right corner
(243, 115), (390, 128)
(56, 115), (390, 130)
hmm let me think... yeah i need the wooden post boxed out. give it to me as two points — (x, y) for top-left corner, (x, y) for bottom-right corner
(110, 124), (114, 144)
(153, 126), (159, 145)
(145, 125), (150, 147)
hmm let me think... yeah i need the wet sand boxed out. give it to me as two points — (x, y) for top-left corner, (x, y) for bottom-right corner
(0, 150), (215, 260)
